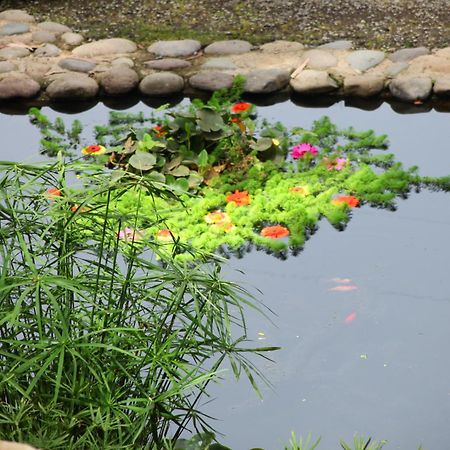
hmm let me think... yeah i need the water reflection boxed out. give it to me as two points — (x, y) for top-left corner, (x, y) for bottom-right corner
(0, 100), (449, 449)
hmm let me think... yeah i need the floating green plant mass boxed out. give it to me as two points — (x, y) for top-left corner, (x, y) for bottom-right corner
(31, 93), (450, 261)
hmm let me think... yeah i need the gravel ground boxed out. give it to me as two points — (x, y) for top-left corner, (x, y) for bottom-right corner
(2, 0), (450, 49)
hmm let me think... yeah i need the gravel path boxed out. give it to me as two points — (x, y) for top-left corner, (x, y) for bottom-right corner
(2, 0), (450, 49)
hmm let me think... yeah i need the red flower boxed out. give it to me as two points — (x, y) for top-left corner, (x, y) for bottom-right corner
(81, 145), (106, 156)
(226, 190), (250, 206)
(231, 102), (252, 113)
(156, 229), (173, 241)
(260, 225), (290, 239)
(153, 124), (167, 137)
(331, 195), (360, 208)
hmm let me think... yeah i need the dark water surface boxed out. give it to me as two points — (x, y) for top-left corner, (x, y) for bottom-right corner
(1, 101), (449, 449)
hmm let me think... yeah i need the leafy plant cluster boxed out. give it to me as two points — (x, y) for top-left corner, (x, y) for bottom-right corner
(0, 159), (276, 449)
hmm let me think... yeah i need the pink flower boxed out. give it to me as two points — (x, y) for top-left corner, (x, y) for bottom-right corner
(118, 227), (143, 242)
(291, 143), (318, 159)
(324, 157), (348, 171)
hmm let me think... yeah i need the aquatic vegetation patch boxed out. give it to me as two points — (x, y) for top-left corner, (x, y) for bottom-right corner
(28, 90), (450, 261)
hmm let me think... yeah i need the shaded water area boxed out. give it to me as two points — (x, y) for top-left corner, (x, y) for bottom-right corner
(1, 99), (450, 449)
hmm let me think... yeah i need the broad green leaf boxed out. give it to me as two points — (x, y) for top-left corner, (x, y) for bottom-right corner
(249, 137), (273, 152)
(196, 107), (224, 132)
(174, 177), (189, 192)
(197, 149), (209, 167)
(147, 171), (166, 183)
(170, 165), (190, 177)
(188, 172), (203, 188)
(129, 152), (156, 171)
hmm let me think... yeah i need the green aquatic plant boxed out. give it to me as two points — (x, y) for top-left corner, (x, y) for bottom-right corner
(0, 158), (277, 449)
(283, 432), (321, 450)
(340, 435), (387, 450)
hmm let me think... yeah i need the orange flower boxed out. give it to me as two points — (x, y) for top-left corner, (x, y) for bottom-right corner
(153, 125), (167, 137)
(70, 204), (89, 213)
(46, 187), (61, 198)
(260, 225), (290, 239)
(156, 229), (173, 241)
(231, 102), (252, 113)
(81, 145), (107, 156)
(289, 185), (310, 197)
(226, 190), (250, 206)
(331, 195), (360, 208)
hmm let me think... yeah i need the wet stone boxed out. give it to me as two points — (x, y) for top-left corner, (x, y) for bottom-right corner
(0, 10), (35, 23)
(201, 57), (237, 71)
(319, 40), (353, 50)
(147, 40), (200, 57)
(46, 73), (99, 100)
(61, 32), (84, 46)
(0, 23), (30, 36)
(301, 49), (338, 70)
(144, 58), (191, 70)
(100, 65), (139, 95)
(35, 44), (61, 57)
(59, 58), (97, 73)
(204, 40), (252, 55)
(0, 61), (18, 73)
(72, 38), (137, 57)
(0, 47), (30, 59)
(24, 60), (50, 83)
(244, 68), (290, 94)
(290, 69), (338, 94)
(347, 50), (385, 72)
(139, 72), (184, 96)
(389, 47), (429, 63)
(189, 71), (234, 91)
(32, 30), (57, 44)
(389, 76), (432, 102)
(37, 21), (71, 35)
(343, 74), (385, 97)
(0, 74), (40, 99)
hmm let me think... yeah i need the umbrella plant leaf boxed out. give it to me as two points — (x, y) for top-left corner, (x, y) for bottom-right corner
(188, 172), (204, 188)
(196, 107), (224, 132)
(147, 171), (166, 183)
(249, 137), (274, 152)
(129, 152), (157, 171)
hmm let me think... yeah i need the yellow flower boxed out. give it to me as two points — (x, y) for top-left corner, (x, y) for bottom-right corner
(272, 138), (280, 146)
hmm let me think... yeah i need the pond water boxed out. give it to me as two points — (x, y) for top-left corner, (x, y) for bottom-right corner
(1, 100), (449, 449)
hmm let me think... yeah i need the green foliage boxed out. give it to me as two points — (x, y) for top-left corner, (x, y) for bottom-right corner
(340, 435), (387, 450)
(283, 432), (321, 450)
(0, 159), (277, 448)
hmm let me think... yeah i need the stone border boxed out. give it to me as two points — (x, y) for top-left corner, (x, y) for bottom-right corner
(1, 9), (450, 104)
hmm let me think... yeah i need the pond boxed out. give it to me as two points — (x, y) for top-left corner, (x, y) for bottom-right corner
(2, 99), (449, 450)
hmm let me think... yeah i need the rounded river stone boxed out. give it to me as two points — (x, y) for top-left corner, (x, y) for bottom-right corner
(0, 10), (35, 23)
(201, 57), (237, 71)
(389, 47), (429, 63)
(189, 71), (234, 91)
(301, 49), (338, 70)
(244, 68), (290, 94)
(389, 76), (432, 102)
(343, 74), (385, 97)
(319, 40), (353, 50)
(37, 21), (71, 35)
(32, 30), (57, 44)
(0, 74), (40, 99)
(100, 65), (139, 95)
(61, 32), (84, 46)
(144, 58), (191, 70)
(147, 40), (201, 57)
(0, 23), (30, 36)
(59, 58), (97, 73)
(139, 72), (184, 96)
(290, 69), (338, 94)
(0, 47), (30, 59)
(204, 40), (252, 55)
(46, 73), (99, 100)
(347, 50), (385, 72)
(0, 61), (17, 73)
(34, 44), (61, 57)
(72, 38), (137, 57)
